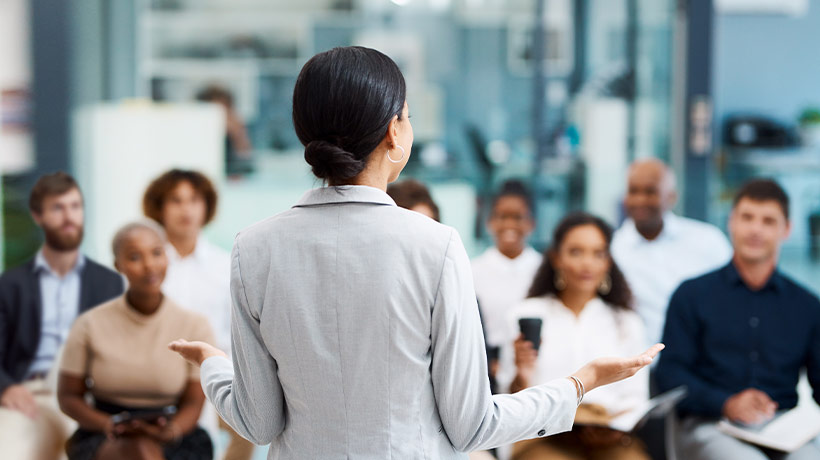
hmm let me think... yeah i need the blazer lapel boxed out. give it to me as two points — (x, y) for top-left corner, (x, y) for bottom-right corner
(79, 263), (93, 313)
(24, 260), (43, 356)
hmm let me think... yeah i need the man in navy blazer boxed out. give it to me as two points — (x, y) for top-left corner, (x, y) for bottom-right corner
(0, 172), (123, 459)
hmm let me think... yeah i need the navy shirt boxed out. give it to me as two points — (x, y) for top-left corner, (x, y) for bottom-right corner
(656, 262), (820, 419)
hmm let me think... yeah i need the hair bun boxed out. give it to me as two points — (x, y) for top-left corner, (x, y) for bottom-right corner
(293, 47), (407, 183)
(304, 140), (367, 183)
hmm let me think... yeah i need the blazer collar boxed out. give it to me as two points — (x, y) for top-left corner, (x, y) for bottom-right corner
(294, 185), (397, 208)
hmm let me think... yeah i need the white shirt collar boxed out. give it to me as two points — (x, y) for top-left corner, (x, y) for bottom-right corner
(542, 294), (610, 318)
(33, 248), (86, 276)
(483, 246), (541, 267)
(166, 237), (209, 263)
(621, 211), (682, 245)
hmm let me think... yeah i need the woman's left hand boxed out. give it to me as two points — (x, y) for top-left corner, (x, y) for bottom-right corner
(168, 339), (227, 367)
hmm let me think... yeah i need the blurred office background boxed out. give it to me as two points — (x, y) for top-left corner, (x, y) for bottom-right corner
(1, 0), (819, 288)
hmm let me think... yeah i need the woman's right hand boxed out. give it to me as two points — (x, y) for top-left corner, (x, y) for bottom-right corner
(168, 339), (227, 367)
(514, 334), (538, 384)
(571, 344), (664, 393)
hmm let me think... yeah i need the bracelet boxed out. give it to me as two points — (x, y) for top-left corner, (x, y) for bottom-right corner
(568, 375), (585, 406)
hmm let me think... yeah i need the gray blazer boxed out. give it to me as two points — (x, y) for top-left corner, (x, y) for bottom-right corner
(201, 185), (578, 459)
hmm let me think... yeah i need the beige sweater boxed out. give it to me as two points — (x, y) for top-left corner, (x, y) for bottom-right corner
(61, 295), (214, 408)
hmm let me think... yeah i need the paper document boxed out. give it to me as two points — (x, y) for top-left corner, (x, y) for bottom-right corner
(574, 386), (687, 433)
(718, 404), (820, 453)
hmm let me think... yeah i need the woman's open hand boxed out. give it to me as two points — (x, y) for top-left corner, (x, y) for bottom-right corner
(168, 339), (227, 367)
(571, 344), (664, 393)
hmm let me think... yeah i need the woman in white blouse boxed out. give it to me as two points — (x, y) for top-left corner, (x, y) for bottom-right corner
(499, 212), (650, 460)
(143, 169), (254, 460)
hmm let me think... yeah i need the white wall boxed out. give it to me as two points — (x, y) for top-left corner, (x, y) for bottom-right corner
(580, 98), (629, 223)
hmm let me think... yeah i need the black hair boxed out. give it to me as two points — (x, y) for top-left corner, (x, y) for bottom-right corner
(143, 169), (219, 226)
(387, 179), (441, 222)
(490, 179), (534, 216)
(732, 178), (790, 220)
(528, 212), (633, 310)
(293, 46), (407, 184)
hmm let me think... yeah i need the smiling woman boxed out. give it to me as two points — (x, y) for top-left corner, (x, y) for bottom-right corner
(472, 179), (541, 350)
(56, 220), (216, 460)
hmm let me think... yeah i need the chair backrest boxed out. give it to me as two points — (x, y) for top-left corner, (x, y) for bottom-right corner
(665, 411), (679, 460)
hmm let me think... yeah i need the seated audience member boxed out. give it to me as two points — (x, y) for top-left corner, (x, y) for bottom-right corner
(656, 179), (820, 460)
(386, 179), (441, 221)
(472, 180), (541, 350)
(611, 159), (731, 346)
(143, 170), (254, 460)
(57, 220), (215, 460)
(498, 213), (650, 460)
(0, 172), (123, 459)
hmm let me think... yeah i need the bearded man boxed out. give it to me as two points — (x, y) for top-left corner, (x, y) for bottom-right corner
(0, 172), (124, 459)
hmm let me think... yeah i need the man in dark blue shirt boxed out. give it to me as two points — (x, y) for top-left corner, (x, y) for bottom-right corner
(657, 179), (820, 460)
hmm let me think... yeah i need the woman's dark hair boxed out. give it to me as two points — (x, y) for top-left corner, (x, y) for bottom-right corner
(490, 179), (534, 217)
(528, 212), (633, 310)
(143, 169), (218, 226)
(387, 179), (441, 222)
(293, 46), (407, 184)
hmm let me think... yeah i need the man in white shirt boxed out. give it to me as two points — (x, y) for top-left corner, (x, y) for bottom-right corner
(611, 159), (732, 347)
(143, 169), (253, 460)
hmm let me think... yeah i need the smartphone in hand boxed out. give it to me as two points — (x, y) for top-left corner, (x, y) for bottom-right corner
(518, 318), (543, 351)
(110, 405), (177, 426)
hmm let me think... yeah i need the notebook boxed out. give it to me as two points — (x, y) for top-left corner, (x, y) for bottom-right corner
(718, 404), (820, 453)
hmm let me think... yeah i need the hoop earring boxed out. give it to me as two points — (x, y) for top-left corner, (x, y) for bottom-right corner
(386, 145), (405, 164)
(598, 273), (612, 295)
(554, 271), (566, 291)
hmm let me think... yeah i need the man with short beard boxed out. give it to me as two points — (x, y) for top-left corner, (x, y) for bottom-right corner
(0, 172), (124, 459)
